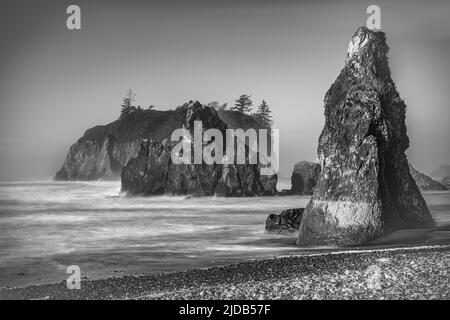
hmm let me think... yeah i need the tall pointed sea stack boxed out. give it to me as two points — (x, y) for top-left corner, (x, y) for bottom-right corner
(297, 27), (435, 246)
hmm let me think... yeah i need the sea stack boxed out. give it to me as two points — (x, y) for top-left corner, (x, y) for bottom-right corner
(290, 161), (321, 195)
(55, 101), (274, 182)
(297, 27), (435, 246)
(121, 101), (277, 196)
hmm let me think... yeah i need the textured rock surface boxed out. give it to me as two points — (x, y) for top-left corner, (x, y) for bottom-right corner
(442, 176), (450, 188)
(55, 103), (269, 181)
(290, 161), (321, 195)
(297, 27), (435, 246)
(55, 136), (133, 180)
(121, 102), (277, 196)
(409, 163), (447, 191)
(286, 160), (447, 194)
(265, 208), (305, 233)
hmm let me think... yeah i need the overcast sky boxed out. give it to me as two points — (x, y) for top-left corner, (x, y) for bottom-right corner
(0, 0), (449, 180)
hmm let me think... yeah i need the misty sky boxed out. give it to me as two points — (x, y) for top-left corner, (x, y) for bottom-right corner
(0, 0), (449, 180)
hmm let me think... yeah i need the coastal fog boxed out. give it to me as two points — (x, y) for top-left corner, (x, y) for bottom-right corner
(0, 0), (450, 181)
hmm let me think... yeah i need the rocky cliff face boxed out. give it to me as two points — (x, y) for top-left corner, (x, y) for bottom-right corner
(55, 103), (270, 182)
(297, 27), (435, 246)
(55, 108), (184, 180)
(55, 136), (138, 181)
(409, 164), (447, 191)
(290, 161), (321, 195)
(121, 102), (277, 196)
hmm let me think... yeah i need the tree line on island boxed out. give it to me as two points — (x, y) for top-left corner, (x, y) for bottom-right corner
(120, 89), (273, 129)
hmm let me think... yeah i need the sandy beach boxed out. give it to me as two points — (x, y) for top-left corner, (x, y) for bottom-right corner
(1, 245), (448, 300)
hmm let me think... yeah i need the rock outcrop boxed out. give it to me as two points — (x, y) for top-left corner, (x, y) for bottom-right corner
(121, 102), (277, 196)
(56, 103), (271, 182)
(55, 135), (136, 181)
(409, 164), (447, 191)
(297, 27), (435, 246)
(286, 160), (446, 194)
(265, 208), (305, 233)
(55, 109), (184, 180)
(442, 176), (450, 188)
(290, 161), (321, 195)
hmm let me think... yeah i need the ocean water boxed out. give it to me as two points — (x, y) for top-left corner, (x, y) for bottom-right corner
(0, 181), (449, 288)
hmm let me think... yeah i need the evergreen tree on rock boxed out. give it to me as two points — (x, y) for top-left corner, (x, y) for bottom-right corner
(232, 94), (253, 114)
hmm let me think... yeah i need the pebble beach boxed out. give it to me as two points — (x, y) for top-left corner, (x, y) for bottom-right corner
(1, 245), (448, 300)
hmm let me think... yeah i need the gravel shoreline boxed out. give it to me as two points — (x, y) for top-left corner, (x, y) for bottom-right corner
(1, 245), (448, 300)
